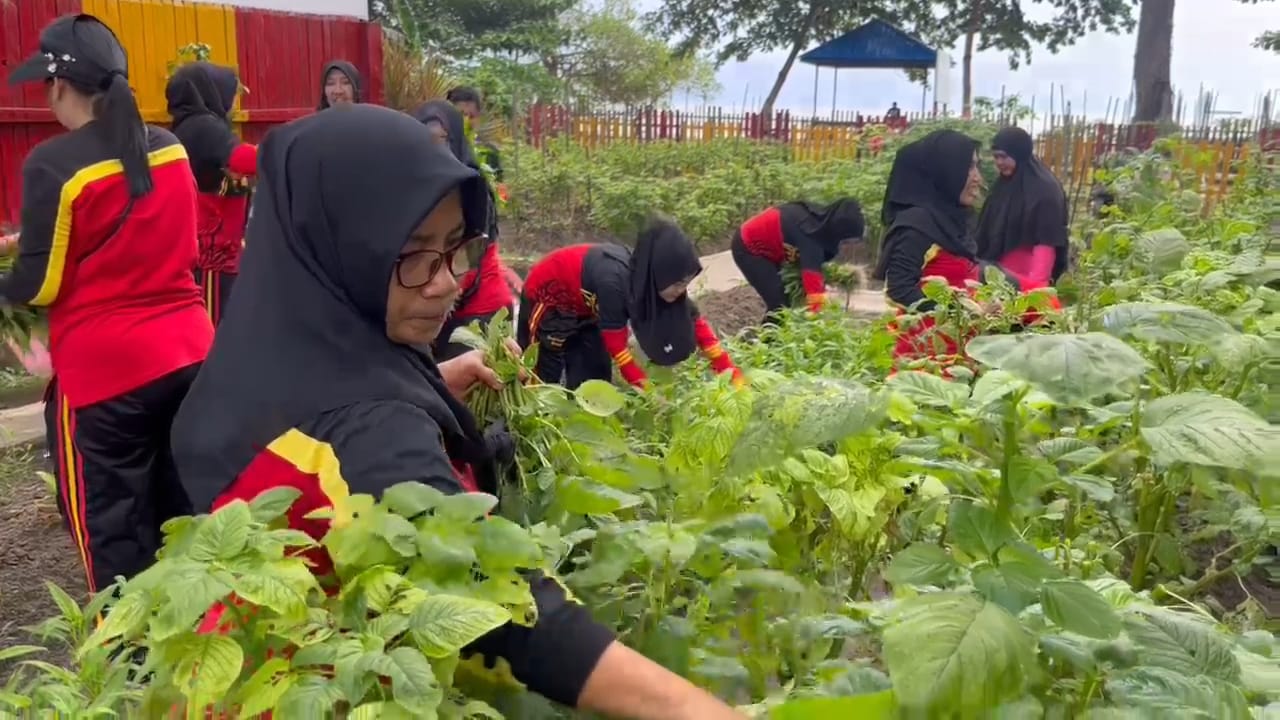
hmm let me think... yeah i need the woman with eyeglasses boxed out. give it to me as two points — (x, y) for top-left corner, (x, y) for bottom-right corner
(165, 61), (258, 324)
(0, 14), (213, 592)
(411, 100), (515, 360)
(516, 221), (744, 390)
(170, 105), (744, 720)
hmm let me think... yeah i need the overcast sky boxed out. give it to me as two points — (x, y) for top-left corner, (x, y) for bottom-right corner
(667, 2), (1280, 122)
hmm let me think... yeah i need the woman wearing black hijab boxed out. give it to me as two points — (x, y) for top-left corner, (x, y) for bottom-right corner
(169, 105), (742, 720)
(2, 14), (214, 592)
(973, 127), (1070, 285)
(412, 100), (515, 360)
(517, 220), (743, 389)
(731, 198), (865, 318)
(317, 59), (362, 109)
(166, 61), (258, 324)
(875, 129), (1058, 368)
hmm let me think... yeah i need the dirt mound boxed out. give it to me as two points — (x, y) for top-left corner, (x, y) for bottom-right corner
(696, 286), (766, 338)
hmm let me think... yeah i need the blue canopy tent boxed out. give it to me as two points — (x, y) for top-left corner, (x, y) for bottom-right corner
(799, 18), (939, 117)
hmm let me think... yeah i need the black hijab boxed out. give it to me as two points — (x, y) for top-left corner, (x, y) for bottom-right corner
(973, 127), (1070, 280)
(874, 130), (980, 279)
(779, 198), (865, 261)
(317, 60), (362, 110)
(171, 104), (491, 511)
(166, 62), (237, 125)
(410, 100), (497, 263)
(411, 100), (471, 165)
(627, 218), (702, 367)
(166, 62), (241, 191)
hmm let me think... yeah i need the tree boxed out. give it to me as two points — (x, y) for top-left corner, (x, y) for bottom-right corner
(372, 0), (574, 58)
(1236, 0), (1279, 52)
(555, 0), (719, 106)
(648, 0), (906, 127)
(1131, 0), (1175, 123)
(905, 0), (1135, 118)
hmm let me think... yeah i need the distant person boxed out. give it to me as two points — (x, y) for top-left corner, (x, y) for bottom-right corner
(730, 200), (864, 320)
(2, 13), (213, 592)
(165, 62), (258, 324)
(517, 220), (743, 390)
(974, 127), (1069, 286)
(411, 100), (514, 360)
(317, 59), (361, 110)
(885, 102), (902, 121)
(447, 85), (504, 182)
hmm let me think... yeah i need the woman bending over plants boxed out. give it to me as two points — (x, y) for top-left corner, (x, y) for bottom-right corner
(412, 99), (516, 361)
(875, 129), (1059, 370)
(731, 198), (865, 319)
(166, 61), (257, 325)
(170, 105), (743, 720)
(516, 220), (745, 390)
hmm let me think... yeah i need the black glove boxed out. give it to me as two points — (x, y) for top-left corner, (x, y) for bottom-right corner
(483, 420), (516, 466)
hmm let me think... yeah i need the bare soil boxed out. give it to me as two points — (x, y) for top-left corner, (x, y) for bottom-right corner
(695, 286), (767, 338)
(0, 442), (85, 665)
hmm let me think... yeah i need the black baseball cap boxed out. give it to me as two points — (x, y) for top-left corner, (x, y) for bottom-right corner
(7, 14), (128, 87)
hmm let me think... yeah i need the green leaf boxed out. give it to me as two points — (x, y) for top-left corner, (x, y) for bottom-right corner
(1106, 666), (1250, 718)
(769, 691), (895, 719)
(247, 486), (303, 523)
(234, 560), (318, 619)
(575, 379), (627, 416)
(947, 501), (1016, 561)
(409, 595), (512, 657)
(476, 517), (542, 570)
(556, 476), (643, 515)
(1096, 301), (1238, 346)
(234, 657), (295, 718)
(965, 332), (1149, 403)
(188, 500), (254, 562)
(383, 482), (446, 519)
(883, 593), (1034, 715)
(886, 370), (969, 408)
(276, 676), (344, 717)
(884, 544), (958, 587)
(435, 492), (499, 522)
(0, 645), (44, 663)
(170, 632), (245, 709)
(1140, 391), (1280, 471)
(82, 591), (151, 651)
(383, 646), (444, 712)
(1134, 228), (1191, 274)
(1040, 580), (1122, 639)
(1125, 609), (1241, 682)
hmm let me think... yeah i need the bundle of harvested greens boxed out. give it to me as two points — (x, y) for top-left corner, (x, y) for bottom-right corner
(447, 306), (535, 424)
(780, 261), (868, 310)
(0, 234), (42, 351)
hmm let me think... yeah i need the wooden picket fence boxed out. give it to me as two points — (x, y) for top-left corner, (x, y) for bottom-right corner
(522, 103), (1280, 208)
(523, 104), (927, 161)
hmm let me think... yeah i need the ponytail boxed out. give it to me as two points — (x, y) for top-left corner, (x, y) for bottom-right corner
(92, 72), (152, 197)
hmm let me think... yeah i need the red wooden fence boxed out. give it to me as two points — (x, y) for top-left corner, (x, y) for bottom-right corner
(0, 0), (383, 222)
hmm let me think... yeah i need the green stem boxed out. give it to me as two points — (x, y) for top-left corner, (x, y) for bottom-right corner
(995, 392), (1024, 524)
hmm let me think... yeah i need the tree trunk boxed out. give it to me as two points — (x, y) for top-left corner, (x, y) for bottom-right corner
(961, 1), (982, 118)
(760, 36), (806, 136)
(1133, 0), (1176, 123)
(761, 6), (818, 135)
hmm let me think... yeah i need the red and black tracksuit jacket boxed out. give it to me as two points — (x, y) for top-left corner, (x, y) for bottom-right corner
(737, 206), (830, 311)
(190, 136), (256, 324)
(197, 400), (615, 712)
(519, 243), (740, 388)
(2, 125), (214, 591)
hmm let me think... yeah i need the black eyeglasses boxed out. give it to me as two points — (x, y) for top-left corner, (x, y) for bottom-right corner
(393, 234), (486, 289)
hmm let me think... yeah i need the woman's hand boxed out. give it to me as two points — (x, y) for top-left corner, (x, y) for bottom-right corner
(439, 349), (503, 401)
(0, 233), (19, 256)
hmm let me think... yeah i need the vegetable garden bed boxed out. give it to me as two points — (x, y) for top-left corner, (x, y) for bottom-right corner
(1, 132), (1277, 718)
